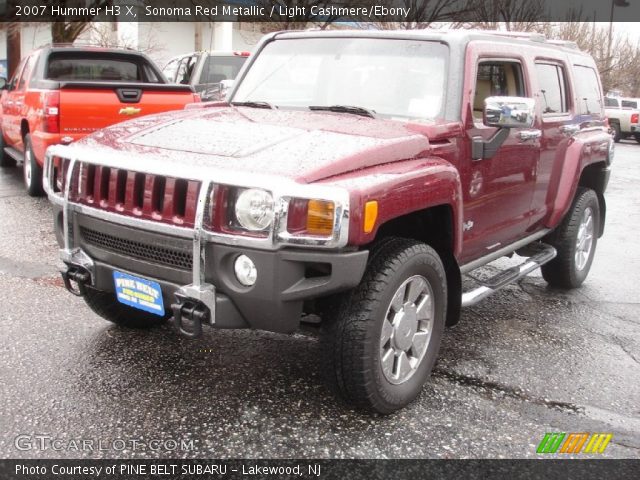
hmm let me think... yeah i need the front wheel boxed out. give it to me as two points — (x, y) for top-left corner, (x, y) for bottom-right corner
(23, 134), (44, 197)
(325, 238), (447, 414)
(541, 187), (600, 289)
(611, 123), (621, 143)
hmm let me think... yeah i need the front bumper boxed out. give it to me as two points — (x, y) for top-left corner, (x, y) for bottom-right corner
(53, 206), (368, 333)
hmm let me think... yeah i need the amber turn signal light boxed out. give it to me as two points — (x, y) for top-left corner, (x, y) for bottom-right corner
(306, 199), (335, 236)
(363, 200), (378, 233)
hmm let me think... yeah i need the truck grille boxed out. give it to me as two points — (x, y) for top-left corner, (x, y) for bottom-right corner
(80, 227), (193, 270)
(69, 162), (201, 228)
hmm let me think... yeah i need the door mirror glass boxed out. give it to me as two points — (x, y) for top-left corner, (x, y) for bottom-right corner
(484, 96), (535, 128)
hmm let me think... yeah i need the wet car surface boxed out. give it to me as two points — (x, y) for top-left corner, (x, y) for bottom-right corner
(0, 143), (639, 459)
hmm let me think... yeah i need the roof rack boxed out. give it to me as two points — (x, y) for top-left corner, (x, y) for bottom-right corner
(546, 39), (579, 50)
(479, 31), (547, 43)
(40, 42), (135, 51)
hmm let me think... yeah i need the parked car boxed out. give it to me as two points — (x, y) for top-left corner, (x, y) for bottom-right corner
(162, 51), (249, 101)
(0, 45), (200, 196)
(604, 96), (640, 143)
(45, 30), (612, 414)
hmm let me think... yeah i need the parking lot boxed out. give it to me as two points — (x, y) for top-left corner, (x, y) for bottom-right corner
(0, 142), (639, 459)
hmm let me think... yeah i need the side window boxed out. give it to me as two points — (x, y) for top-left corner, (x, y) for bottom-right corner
(535, 63), (568, 115)
(573, 65), (602, 116)
(621, 99), (637, 109)
(177, 55), (197, 85)
(474, 61), (525, 119)
(162, 59), (178, 83)
(17, 55), (36, 90)
(604, 97), (619, 108)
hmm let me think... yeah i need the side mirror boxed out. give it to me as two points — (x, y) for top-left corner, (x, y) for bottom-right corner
(0, 77), (7, 90)
(484, 96), (535, 129)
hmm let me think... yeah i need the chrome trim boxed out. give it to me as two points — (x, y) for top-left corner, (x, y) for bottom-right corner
(47, 144), (351, 251)
(459, 229), (551, 274)
(177, 284), (216, 325)
(59, 248), (95, 284)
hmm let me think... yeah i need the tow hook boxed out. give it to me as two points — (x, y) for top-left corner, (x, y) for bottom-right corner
(60, 266), (90, 296)
(171, 296), (210, 339)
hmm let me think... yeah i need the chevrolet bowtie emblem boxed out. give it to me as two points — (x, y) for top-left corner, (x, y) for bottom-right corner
(119, 107), (141, 116)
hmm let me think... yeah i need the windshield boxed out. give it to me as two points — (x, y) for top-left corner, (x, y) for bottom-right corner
(232, 38), (448, 120)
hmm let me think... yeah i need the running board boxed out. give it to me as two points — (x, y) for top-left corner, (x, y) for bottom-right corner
(461, 243), (556, 307)
(4, 147), (24, 163)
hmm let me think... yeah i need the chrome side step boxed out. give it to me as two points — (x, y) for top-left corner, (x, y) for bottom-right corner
(461, 242), (556, 307)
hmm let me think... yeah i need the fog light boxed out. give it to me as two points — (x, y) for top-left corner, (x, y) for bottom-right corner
(234, 254), (257, 286)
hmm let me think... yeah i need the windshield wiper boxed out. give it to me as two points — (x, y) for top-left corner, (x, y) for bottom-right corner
(231, 100), (276, 109)
(308, 105), (376, 118)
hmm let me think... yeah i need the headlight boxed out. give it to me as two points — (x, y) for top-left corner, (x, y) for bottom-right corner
(234, 188), (274, 231)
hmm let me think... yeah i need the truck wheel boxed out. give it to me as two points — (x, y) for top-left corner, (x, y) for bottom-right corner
(611, 123), (621, 143)
(541, 187), (599, 289)
(83, 287), (170, 329)
(326, 238), (447, 414)
(0, 129), (16, 167)
(23, 134), (44, 197)
(634, 133), (640, 144)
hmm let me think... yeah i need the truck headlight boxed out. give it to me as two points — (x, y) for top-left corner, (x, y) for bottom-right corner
(234, 188), (274, 231)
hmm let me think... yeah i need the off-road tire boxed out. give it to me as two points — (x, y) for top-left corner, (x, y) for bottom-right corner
(324, 237), (447, 414)
(541, 187), (600, 289)
(23, 134), (44, 196)
(611, 123), (621, 143)
(0, 129), (16, 167)
(84, 287), (170, 329)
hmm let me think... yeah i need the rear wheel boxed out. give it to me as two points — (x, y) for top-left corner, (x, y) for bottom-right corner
(23, 134), (44, 197)
(542, 187), (599, 289)
(325, 238), (447, 414)
(84, 287), (170, 329)
(611, 123), (621, 143)
(0, 129), (16, 167)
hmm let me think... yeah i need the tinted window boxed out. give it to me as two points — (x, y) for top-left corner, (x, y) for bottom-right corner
(46, 53), (142, 81)
(535, 63), (568, 114)
(200, 55), (246, 85)
(573, 65), (602, 115)
(621, 99), (638, 109)
(605, 97), (619, 107)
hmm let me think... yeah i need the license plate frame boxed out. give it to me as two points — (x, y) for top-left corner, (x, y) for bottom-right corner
(113, 271), (165, 317)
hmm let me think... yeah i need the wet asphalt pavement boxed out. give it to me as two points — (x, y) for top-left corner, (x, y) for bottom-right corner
(0, 143), (639, 460)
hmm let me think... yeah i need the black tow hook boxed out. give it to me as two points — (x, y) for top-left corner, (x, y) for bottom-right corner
(60, 267), (90, 296)
(171, 299), (209, 339)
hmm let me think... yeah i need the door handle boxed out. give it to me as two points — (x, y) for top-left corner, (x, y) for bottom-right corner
(560, 124), (580, 136)
(517, 129), (542, 142)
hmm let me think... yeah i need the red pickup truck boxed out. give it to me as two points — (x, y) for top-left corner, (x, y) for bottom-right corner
(45, 30), (612, 414)
(0, 45), (199, 196)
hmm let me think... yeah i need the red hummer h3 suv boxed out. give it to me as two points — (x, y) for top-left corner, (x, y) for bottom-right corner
(45, 30), (612, 413)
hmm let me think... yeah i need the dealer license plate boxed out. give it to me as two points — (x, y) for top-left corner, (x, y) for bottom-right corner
(113, 271), (165, 316)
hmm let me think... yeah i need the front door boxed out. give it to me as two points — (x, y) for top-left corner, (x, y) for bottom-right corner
(461, 58), (540, 264)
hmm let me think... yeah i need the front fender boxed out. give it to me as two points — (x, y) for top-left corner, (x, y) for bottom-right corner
(323, 157), (463, 256)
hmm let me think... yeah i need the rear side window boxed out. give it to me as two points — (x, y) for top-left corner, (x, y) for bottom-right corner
(573, 65), (602, 115)
(46, 53), (143, 82)
(535, 63), (568, 114)
(622, 99), (638, 109)
(200, 55), (247, 85)
(605, 97), (619, 107)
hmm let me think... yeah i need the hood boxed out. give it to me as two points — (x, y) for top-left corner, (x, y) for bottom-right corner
(78, 107), (435, 183)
